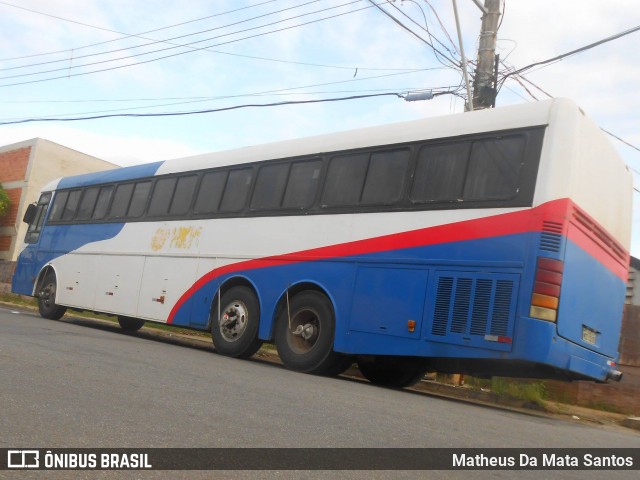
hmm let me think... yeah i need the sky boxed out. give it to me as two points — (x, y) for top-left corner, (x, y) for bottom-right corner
(0, 0), (638, 253)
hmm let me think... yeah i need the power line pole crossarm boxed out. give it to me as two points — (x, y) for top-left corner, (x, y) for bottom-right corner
(473, 0), (501, 109)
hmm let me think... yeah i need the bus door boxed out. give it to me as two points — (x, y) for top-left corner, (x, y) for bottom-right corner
(12, 192), (52, 295)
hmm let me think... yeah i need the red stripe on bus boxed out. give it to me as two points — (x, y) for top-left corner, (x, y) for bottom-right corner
(167, 198), (627, 323)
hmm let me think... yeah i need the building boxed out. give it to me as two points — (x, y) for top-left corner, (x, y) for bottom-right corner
(0, 138), (116, 263)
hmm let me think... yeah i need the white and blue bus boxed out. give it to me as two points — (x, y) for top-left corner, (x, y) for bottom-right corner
(13, 98), (631, 387)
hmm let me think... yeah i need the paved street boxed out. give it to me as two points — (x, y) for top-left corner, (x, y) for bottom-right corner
(1, 307), (638, 479)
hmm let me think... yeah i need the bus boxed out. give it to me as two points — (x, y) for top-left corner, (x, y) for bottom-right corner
(13, 98), (631, 387)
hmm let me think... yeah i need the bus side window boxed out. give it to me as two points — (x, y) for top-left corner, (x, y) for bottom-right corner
(61, 190), (81, 221)
(410, 143), (470, 203)
(25, 192), (52, 244)
(169, 175), (197, 216)
(48, 191), (69, 222)
(361, 149), (410, 205)
(321, 153), (369, 207)
(251, 163), (289, 211)
(219, 168), (253, 213)
(148, 177), (177, 217)
(282, 159), (322, 209)
(149, 175), (197, 217)
(92, 186), (113, 220)
(76, 187), (100, 220)
(194, 171), (227, 214)
(463, 135), (526, 201)
(109, 184), (134, 218)
(127, 181), (152, 218)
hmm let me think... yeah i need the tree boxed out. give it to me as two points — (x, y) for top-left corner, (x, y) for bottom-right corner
(0, 185), (10, 218)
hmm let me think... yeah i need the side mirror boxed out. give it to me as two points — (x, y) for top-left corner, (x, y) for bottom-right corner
(23, 203), (37, 224)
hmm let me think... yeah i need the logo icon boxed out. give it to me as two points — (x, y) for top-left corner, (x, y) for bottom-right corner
(7, 450), (39, 468)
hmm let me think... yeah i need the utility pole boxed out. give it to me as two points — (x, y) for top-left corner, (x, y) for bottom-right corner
(472, 0), (501, 109)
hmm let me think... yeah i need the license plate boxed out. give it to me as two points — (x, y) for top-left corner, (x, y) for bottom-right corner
(582, 326), (597, 345)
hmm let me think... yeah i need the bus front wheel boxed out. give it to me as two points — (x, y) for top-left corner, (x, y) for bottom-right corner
(275, 290), (350, 376)
(357, 357), (428, 388)
(211, 286), (263, 359)
(117, 316), (145, 332)
(37, 273), (67, 320)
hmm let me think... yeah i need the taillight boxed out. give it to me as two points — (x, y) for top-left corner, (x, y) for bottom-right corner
(530, 257), (563, 322)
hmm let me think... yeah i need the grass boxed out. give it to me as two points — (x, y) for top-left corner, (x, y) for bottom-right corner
(0, 292), (208, 337)
(0, 292), (37, 307)
(465, 376), (548, 408)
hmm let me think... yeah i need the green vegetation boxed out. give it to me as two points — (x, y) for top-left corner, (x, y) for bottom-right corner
(584, 401), (624, 414)
(0, 185), (9, 218)
(0, 292), (36, 307)
(466, 376), (548, 408)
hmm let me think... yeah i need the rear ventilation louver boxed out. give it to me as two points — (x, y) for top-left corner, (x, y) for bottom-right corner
(429, 272), (519, 351)
(540, 221), (563, 253)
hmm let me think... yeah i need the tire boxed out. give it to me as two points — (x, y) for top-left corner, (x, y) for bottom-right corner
(211, 286), (263, 359)
(37, 272), (67, 320)
(275, 290), (349, 375)
(117, 316), (145, 332)
(358, 356), (428, 388)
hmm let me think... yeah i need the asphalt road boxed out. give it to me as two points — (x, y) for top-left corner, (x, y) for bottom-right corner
(1, 306), (638, 479)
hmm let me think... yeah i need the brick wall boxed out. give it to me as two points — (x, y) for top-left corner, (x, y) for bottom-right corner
(0, 187), (23, 227)
(0, 235), (12, 252)
(543, 305), (640, 415)
(0, 147), (30, 183)
(620, 305), (640, 366)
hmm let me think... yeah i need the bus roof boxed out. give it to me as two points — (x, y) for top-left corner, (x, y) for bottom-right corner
(51, 98), (572, 191)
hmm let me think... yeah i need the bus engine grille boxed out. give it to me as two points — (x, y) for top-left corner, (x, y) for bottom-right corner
(429, 271), (519, 351)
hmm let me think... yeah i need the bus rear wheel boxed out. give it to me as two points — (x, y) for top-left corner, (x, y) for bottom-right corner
(275, 290), (350, 376)
(211, 286), (263, 359)
(117, 316), (145, 332)
(38, 272), (67, 320)
(357, 357), (428, 388)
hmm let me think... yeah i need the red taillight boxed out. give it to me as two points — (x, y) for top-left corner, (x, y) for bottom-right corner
(530, 257), (563, 322)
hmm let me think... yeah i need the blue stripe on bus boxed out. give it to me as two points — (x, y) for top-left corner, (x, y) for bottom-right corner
(12, 223), (125, 295)
(57, 161), (164, 189)
(170, 231), (625, 363)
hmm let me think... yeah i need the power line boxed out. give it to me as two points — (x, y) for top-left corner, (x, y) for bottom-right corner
(365, 0), (460, 70)
(500, 23), (640, 83)
(601, 128), (640, 154)
(0, 0), (279, 61)
(0, 3), (376, 88)
(0, 92), (457, 125)
(0, 0), (358, 79)
(500, 66), (640, 154)
(0, 69), (456, 121)
(422, 0), (459, 54)
(1, 0), (422, 75)
(387, 0), (459, 66)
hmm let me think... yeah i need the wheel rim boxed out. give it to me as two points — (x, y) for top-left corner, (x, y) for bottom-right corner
(287, 307), (321, 354)
(219, 300), (249, 342)
(40, 282), (56, 309)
